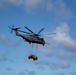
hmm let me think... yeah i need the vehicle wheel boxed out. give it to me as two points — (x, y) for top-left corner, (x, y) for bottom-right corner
(33, 58), (35, 61)
(28, 57), (31, 59)
(36, 57), (38, 60)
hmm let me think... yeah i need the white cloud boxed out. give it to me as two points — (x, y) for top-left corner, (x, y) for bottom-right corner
(57, 50), (75, 60)
(38, 66), (45, 70)
(39, 45), (53, 56)
(24, 0), (44, 13)
(28, 71), (36, 75)
(41, 23), (76, 62)
(25, 58), (71, 69)
(0, 55), (8, 61)
(0, 34), (10, 46)
(46, 0), (73, 20)
(0, 0), (73, 20)
(6, 67), (13, 71)
(51, 61), (70, 69)
(16, 71), (36, 75)
(0, 34), (11, 46)
(17, 72), (26, 75)
(25, 58), (50, 66)
(0, 0), (44, 12)
(53, 23), (76, 51)
(0, 0), (23, 9)
(0, 33), (20, 47)
(50, 72), (65, 75)
(70, 71), (76, 75)
(0, 0), (23, 5)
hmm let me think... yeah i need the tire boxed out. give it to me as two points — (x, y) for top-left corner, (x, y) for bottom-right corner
(33, 58), (35, 61)
(36, 57), (38, 60)
(28, 57), (31, 59)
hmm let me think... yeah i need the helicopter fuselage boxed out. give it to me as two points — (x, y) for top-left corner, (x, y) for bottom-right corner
(20, 34), (45, 46)
(14, 30), (45, 46)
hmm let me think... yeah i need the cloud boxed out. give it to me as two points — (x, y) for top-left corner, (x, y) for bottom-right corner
(0, 0), (44, 12)
(24, 0), (44, 13)
(57, 50), (76, 60)
(0, 0), (23, 5)
(28, 71), (36, 75)
(52, 23), (76, 51)
(49, 72), (66, 75)
(70, 71), (76, 75)
(46, 0), (73, 21)
(16, 71), (36, 75)
(0, 55), (15, 63)
(0, 0), (23, 10)
(34, 60), (49, 66)
(17, 72), (26, 75)
(25, 58), (50, 66)
(38, 66), (45, 70)
(51, 61), (71, 69)
(6, 67), (13, 71)
(0, 0), (73, 20)
(0, 55), (8, 61)
(0, 0), (43, 12)
(25, 59), (71, 69)
(39, 23), (76, 60)
(39, 45), (54, 56)
(0, 33), (20, 47)
(0, 34), (13, 46)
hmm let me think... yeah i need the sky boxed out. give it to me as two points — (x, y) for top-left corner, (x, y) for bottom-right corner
(0, 0), (76, 75)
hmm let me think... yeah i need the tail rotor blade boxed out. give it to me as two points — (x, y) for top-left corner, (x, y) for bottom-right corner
(8, 25), (21, 34)
(8, 26), (11, 29)
(11, 30), (12, 33)
(8, 26), (12, 33)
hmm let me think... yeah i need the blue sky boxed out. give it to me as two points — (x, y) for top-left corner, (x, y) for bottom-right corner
(0, 0), (76, 75)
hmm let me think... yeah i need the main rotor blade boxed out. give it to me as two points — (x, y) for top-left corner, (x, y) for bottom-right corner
(12, 24), (14, 28)
(8, 26), (12, 29)
(11, 30), (12, 33)
(8, 26), (13, 33)
(18, 30), (31, 34)
(24, 26), (35, 34)
(16, 28), (21, 30)
(38, 28), (44, 35)
(42, 33), (56, 35)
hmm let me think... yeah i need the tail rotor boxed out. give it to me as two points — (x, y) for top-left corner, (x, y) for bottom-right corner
(8, 25), (20, 34)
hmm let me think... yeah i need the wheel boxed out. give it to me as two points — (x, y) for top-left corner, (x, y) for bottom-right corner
(33, 58), (36, 61)
(36, 57), (38, 60)
(28, 56), (31, 59)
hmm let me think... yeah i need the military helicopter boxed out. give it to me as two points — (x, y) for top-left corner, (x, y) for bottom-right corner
(8, 25), (46, 46)
(8, 25), (56, 60)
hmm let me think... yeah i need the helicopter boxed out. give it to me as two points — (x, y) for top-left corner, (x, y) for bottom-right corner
(8, 25), (56, 61)
(8, 25), (46, 46)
